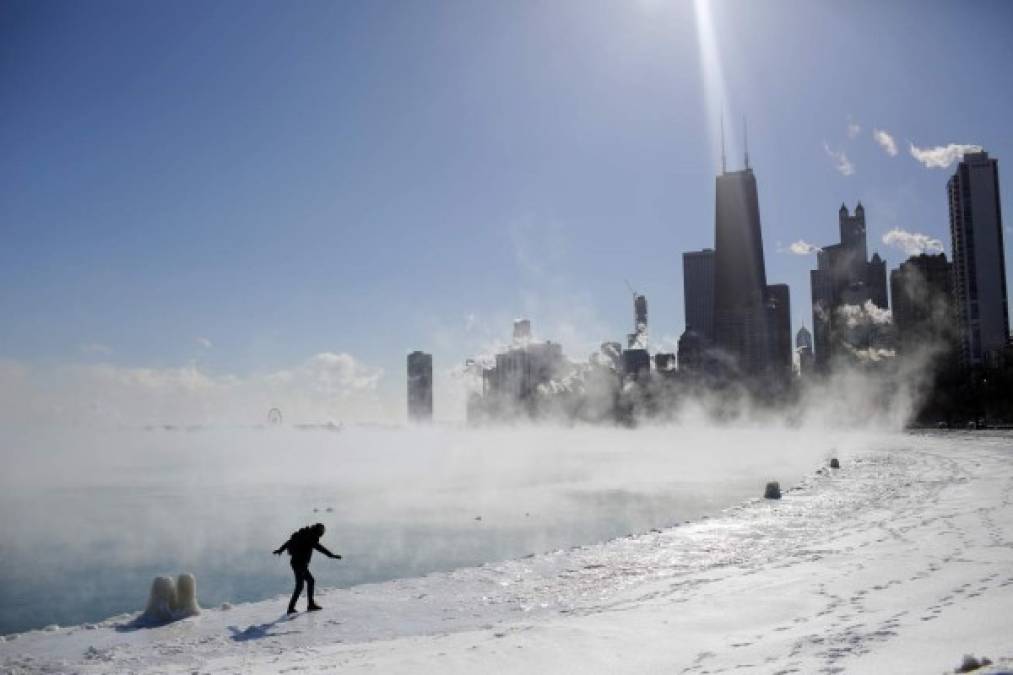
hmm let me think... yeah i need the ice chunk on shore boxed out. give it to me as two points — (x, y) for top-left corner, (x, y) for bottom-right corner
(172, 573), (200, 618)
(139, 574), (200, 625)
(140, 576), (176, 624)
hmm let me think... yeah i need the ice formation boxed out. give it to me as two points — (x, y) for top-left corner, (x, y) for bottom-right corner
(140, 576), (176, 624)
(172, 573), (201, 618)
(138, 573), (200, 625)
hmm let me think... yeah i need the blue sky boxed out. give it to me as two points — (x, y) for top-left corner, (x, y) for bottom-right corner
(2, 0), (1012, 422)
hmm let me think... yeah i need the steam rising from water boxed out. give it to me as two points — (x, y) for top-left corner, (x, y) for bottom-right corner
(0, 300), (947, 635)
(1, 420), (899, 635)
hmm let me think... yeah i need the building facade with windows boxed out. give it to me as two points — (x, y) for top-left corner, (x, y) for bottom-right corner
(948, 150), (1010, 369)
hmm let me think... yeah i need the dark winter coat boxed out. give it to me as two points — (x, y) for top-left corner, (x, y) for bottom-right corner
(278, 527), (337, 566)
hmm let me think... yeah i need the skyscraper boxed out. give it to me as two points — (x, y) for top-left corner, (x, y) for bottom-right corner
(624, 293), (650, 381)
(477, 322), (565, 419)
(713, 165), (770, 375)
(890, 253), (954, 355)
(839, 202), (868, 280)
(765, 283), (792, 376)
(683, 248), (715, 342)
(796, 324), (813, 351)
(677, 327), (707, 373)
(867, 252), (888, 310)
(810, 203), (890, 370)
(407, 351), (433, 422)
(627, 294), (648, 349)
(947, 150), (1010, 369)
(796, 325), (814, 376)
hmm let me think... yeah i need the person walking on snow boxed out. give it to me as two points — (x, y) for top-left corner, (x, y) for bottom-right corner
(273, 523), (341, 614)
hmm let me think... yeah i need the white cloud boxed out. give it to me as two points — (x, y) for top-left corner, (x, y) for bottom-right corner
(295, 352), (383, 396)
(195, 337), (213, 349)
(80, 343), (112, 356)
(847, 117), (861, 140)
(784, 240), (822, 256)
(909, 142), (982, 169)
(0, 352), (387, 428)
(823, 142), (854, 176)
(882, 228), (945, 256)
(872, 129), (898, 157)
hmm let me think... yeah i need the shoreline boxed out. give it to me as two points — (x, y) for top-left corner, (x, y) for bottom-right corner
(0, 427), (818, 638)
(0, 454), (814, 640)
(3, 433), (1012, 673)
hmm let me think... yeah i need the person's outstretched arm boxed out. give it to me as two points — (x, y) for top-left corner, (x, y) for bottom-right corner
(314, 543), (342, 559)
(273, 539), (290, 556)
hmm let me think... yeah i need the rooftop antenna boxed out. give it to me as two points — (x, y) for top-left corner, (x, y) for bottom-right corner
(743, 115), (750, 170)
(720, 113), (727, 174)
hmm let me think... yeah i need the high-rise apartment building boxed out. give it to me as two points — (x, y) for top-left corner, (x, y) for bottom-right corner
(765, 283), (792, 376)
(890, 253), (954, 355)
(947, 150), (1010, 369)
(407, 351), (433, 422)
(683, 248), (715, 342)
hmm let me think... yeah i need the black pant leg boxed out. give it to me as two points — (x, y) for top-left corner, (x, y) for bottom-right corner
(289, 563), (307, 610)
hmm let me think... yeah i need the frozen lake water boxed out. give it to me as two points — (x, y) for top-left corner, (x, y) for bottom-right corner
(0, 424), (847, 635)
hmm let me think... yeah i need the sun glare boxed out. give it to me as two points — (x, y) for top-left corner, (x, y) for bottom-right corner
(693, 0), (730, 172)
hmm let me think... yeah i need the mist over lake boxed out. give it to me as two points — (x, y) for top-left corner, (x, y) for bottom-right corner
(0, 424), (855, 635)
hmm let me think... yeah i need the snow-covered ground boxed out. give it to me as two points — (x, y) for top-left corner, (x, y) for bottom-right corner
(3, 431), (1012, 674)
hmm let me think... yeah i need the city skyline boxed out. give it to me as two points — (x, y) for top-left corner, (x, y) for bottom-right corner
(2, 0), (1013, 423)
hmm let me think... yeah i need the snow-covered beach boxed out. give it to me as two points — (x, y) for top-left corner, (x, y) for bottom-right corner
(3, 430), (1012, 674)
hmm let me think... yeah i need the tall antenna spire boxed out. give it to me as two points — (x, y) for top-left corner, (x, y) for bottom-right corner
(720, 113), (726, 174)
(743, 115), (750, 170)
